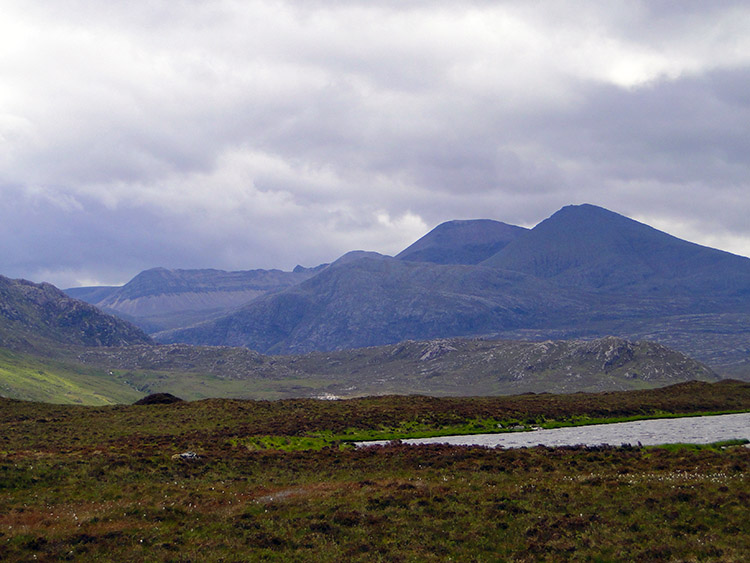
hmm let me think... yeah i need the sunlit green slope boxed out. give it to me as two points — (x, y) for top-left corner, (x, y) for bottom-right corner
(0, 348), (142, 405)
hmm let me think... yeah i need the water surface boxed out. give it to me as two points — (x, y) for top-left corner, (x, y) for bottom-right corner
(357, 412), (750, 449)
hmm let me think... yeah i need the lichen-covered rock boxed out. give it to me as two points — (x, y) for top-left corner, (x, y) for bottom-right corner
(171, 451), (198, 461)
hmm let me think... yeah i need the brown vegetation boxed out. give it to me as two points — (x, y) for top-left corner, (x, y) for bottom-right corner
(0, 380), (748, 561)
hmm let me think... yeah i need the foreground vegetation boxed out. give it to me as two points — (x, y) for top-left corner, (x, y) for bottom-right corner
(1, 381), (749, 561)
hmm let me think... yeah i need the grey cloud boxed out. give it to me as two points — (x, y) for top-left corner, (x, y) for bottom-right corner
(2, 1), (750, 286)
(521, 68), (750, 218)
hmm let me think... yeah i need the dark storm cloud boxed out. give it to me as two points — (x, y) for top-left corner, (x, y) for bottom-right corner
(1, 0), (749, 286)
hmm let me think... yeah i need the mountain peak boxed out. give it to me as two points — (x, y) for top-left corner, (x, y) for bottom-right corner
(397, 218), (527, 265)
(482, 204), (750, 292)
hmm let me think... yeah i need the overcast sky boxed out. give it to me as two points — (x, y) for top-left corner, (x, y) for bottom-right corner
(2, 1), (750, 288)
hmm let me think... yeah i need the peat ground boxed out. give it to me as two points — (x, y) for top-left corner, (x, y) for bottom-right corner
(1, 380), (748, 561)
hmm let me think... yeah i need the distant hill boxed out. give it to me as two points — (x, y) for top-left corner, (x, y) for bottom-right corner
(67, 266), (317, 333)
(65, 285), (119, 303)
(397, 219), (527, 265)
(0, 275), (152, 352)
(156, 256), (586, 353)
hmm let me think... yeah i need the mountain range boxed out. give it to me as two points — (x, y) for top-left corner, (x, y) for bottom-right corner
(0, 276), (718, 401)
(3, 202), (748, 403)
(95, 204), (744, 375)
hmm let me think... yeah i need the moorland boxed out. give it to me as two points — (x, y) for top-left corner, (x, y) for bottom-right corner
(1, 380), (749, 561)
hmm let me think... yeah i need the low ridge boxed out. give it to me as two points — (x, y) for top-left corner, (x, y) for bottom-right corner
(76, 335), (719, 398)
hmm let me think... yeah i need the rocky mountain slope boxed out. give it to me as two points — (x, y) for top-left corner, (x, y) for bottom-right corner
(0, 275), (152, 352)
(67, 266), (317, 333)
(155, 255), (588, 353)
(77, 335), (718, 398)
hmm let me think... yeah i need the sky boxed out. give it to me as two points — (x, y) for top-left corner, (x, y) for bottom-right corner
(2, 0), (750, 288)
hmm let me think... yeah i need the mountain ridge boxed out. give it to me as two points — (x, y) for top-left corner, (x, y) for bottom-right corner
(67, 266), (319, 333)
(0, 275), (152, 353)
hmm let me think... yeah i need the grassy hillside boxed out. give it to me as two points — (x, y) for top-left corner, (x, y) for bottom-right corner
(0, 348), (141, 405)
(0, 348), (334, 405)
(0, 382), (748, 561)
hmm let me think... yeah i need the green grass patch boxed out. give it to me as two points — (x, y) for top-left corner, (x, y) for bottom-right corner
(0, 349), (141, 405)
(652, 438), (749, 452)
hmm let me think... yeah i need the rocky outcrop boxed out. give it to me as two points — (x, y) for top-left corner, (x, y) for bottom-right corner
(80, 336), (719, 397)
(134, 393), (183, 405)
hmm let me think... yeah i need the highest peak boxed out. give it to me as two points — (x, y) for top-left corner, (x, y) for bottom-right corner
(529, 204), (658, 239)
(481, 203), (750, 290)
(548, 203), (629, 222)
